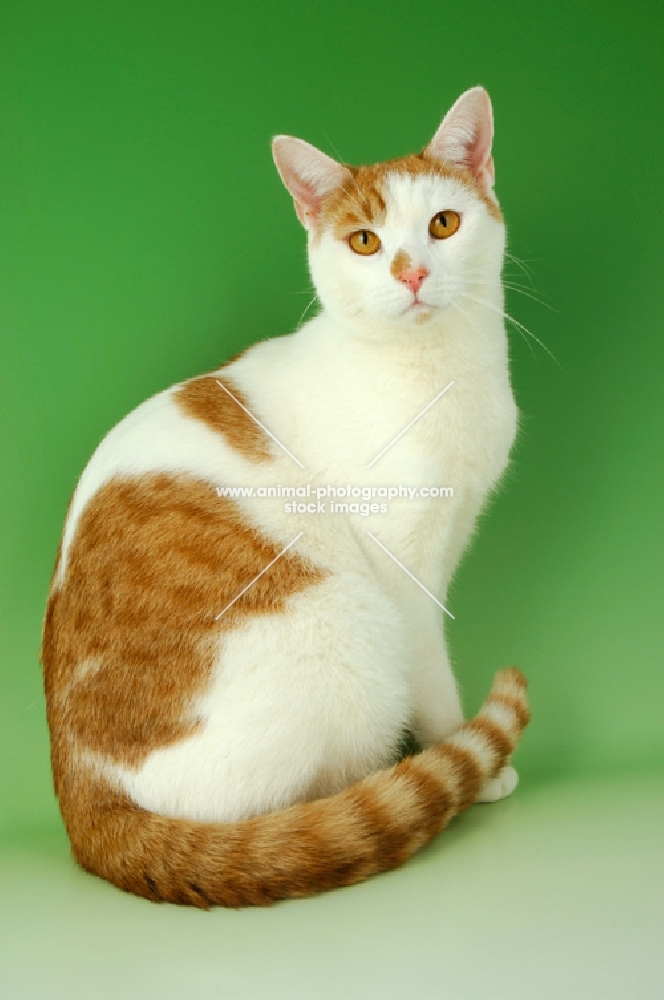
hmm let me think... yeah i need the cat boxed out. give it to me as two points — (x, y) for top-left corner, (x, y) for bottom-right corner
(41, 86), (530, 908)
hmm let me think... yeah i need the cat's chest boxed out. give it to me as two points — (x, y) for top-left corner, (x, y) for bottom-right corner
(300, 361), (516, 493)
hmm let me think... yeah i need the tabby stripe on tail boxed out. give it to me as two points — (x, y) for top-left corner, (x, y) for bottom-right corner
(64, 668), (529, 908)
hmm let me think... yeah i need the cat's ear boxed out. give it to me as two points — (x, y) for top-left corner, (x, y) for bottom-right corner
(424, 87), (496, 191)
(272, 136), (351, 229)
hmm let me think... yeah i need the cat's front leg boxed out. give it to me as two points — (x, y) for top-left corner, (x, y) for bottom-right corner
(476, 764), (519, 802)
(410, 635), (465, 748)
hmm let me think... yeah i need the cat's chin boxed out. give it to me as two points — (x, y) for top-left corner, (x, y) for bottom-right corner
(411, 305), (436, 325)
(397, 301), (439, 327)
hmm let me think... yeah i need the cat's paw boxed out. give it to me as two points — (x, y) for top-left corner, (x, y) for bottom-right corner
(477, 765), (518, 803)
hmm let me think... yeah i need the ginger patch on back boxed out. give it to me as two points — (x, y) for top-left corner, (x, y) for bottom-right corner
(176, 374), (272, 462)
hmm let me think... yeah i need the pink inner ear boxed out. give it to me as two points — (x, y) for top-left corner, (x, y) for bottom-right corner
(425, 87), (495, 190)
(273, 154), (324, 225)
(294, 198), (316, 227)
(466, 119), (492, 176)
(272, 135), (350, 230)
(484, 155), (495, 187)
(283, 171), (323, 225)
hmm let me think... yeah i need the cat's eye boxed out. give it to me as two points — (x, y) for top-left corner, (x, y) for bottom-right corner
(348, 230), (381, 255)
(429, 211), (461, 240)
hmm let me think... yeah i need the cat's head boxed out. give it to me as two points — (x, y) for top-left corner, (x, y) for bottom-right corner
(273, 87), (504, 336)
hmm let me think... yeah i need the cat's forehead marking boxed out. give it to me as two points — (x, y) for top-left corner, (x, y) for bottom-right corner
(319, 152), (502, 236)
(176, 374), (272, 463)
(319, 167), (387, 237)
(42, 473), (326, 768)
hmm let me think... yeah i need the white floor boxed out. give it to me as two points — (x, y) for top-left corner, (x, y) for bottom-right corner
(1, 770), (663, 1000)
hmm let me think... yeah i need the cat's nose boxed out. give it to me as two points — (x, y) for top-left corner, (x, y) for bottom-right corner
(398, 267), (429, 294)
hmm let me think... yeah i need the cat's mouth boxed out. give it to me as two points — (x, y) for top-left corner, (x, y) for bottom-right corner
(404, 297), (435, 316)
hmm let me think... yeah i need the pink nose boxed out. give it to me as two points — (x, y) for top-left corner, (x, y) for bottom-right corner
(398, 267), (429, 294)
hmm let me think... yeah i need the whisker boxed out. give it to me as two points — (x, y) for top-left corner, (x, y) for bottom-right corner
(458, 293), (535, 358)
(502, 285), (556, 311)
(504, 251), (536, 285)
(460, 291), (562, 369)
(284, 286), (316, 297)
(464, 277), (555, 312)
(295, 296), (318, 331)
(452, 300), (495, 345)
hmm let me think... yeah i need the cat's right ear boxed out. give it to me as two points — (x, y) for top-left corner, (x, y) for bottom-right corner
(272, 136), (351, 229)
(424, 87), (496, 192)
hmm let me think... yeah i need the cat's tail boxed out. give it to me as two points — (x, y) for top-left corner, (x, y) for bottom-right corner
(63, 667), (530, 908)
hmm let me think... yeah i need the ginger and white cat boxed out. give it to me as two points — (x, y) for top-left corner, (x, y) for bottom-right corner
(42, 87), (530, 907)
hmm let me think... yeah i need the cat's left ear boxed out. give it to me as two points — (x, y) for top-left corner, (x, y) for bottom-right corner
(272, 136), (352, 229)
(424, 86), (496, 191)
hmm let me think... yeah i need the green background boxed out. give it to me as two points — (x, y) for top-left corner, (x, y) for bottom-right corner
(1, 0), (662, 997)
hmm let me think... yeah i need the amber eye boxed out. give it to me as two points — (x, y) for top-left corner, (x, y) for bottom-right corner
(429, 211), (461, 240)
(348, 230), (381, 255)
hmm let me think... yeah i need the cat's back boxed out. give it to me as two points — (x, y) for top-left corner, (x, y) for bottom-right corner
(52, 338), (295, 590)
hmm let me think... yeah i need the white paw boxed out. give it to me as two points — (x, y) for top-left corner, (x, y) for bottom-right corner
(477, 765), (518, 803)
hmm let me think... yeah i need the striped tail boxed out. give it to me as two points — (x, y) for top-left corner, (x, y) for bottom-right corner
(65, 668), (530, 907)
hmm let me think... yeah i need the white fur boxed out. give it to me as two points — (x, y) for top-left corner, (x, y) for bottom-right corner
(64, 92), (519, 820)
(477, 765), (519, 803)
